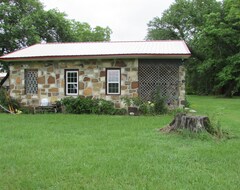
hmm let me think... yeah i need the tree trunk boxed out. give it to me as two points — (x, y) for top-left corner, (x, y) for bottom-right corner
(0, 71), (9, 88)
(161, 113), (211, 133)
(224, 81), (235, 98)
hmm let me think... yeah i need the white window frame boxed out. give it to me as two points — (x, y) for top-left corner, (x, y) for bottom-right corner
(106, 69), (121, 95)
(66, 70), (79, 96)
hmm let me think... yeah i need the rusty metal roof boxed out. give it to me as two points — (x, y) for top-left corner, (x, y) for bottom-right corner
(0, 41), (191, 61)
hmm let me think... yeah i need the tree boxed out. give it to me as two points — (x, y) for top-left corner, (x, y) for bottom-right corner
(0, 0), (45, 86)
(194, 0), (240, 96)
(147, 0), (221, 42)
(146, 0), (240, 97)
(70, 21), (111, 42)
(0, 0), (42, 53)
(33, 9), (76, 43)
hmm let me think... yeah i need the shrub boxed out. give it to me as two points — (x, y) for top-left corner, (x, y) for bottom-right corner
(152, 86), (167, 114)
(138, 101), (155, 115)
(61, 96), (119, 115)
(61, 96), (95, 114)
(121, 89), (168, 115)
(121, 96), (142, 107)
(121, 96), (133, 107)
(113, 108), (127, 115)
(96, 99), (116, 115)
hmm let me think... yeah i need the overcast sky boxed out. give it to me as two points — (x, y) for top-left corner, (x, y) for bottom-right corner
(40, 0), (175, 41)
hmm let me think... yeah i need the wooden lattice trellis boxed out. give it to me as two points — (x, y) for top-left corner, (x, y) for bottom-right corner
(139, 60), (180, 105)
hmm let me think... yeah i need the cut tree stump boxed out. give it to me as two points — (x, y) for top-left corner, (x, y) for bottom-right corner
(161, 113), (211, 133)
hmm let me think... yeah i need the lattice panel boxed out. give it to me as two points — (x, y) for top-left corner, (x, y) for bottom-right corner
(139, 62), (179, 105)
(25, 70), (38, 94)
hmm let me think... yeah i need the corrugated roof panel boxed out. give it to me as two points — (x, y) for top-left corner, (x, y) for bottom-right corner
(0, 41), (191, 60)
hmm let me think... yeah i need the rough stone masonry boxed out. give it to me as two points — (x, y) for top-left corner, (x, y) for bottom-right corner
(9, 58), (185, 108)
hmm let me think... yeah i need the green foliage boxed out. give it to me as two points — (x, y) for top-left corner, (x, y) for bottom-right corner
(153, 86), (167, 114)
(147, 0), (221, 41)
(121, 96), (142, 107)
(71, 21), (112, 42)
(113, 108), (127, 115)
(61, 96), (93, 114)
(0, 0), (44, 53)
(207, 112), (230, 139)
(138, 101), (155, 115)
(121, 96), (133, 107)
(121, 87), (168, 115)
(20, 107), (33, 114)
(184, 95), (191, 107)
(190, 0), (240, 96)
(168, 107), (185, 117)
(96, 99), (116, 115)
(61, 96), (121, 115)
(177, 128), (213, 141)
(0, 88), (20, 113)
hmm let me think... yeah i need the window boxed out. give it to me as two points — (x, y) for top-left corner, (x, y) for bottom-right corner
(65, 70), (78, 95)
(25, 69), (38, 94)
(106, 69), (121, 95)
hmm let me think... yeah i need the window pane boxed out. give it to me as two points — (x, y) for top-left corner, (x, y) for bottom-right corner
(67, 84), (77, 94)
(72, 73), (77, 82)
(67, 73), (71, 82)
(106, 69), (120, 94)
(67, 72), (77, 83)
(66, 70), (78, 95)
(108, 70), (119, 82)
(25, 70), (38, 94)
(108, 83), (119, 93)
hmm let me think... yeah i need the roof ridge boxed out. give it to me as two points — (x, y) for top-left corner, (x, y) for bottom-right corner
(38, 40), (185, 45)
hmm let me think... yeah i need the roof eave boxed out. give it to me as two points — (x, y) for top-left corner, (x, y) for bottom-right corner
(0, 54), (191, 62)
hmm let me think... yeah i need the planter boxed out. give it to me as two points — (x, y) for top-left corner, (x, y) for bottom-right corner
(128, 106), (139, 116)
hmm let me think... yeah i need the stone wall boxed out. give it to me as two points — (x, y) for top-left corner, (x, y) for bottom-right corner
(9, 58), (185, 108)
(9, 59), (139, 108)
(178, 65), (186, 107)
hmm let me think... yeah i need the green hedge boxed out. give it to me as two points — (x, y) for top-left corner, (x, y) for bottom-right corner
(61, 96), (126, 115)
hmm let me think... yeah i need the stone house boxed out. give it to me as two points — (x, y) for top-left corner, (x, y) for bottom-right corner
(0, 41), (191, 108)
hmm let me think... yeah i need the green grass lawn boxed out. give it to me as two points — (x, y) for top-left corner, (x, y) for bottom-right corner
(0, 96), (240, 190)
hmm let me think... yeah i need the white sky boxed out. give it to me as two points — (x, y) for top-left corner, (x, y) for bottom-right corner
(40, 0), (175, 41)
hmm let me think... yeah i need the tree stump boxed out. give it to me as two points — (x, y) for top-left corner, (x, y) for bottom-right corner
(161, 113), (211, 133)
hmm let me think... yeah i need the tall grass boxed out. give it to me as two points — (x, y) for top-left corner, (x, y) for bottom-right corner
(0, 96), (240, 189)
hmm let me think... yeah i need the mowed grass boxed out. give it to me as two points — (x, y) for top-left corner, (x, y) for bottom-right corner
(0, 96), (240, 190)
